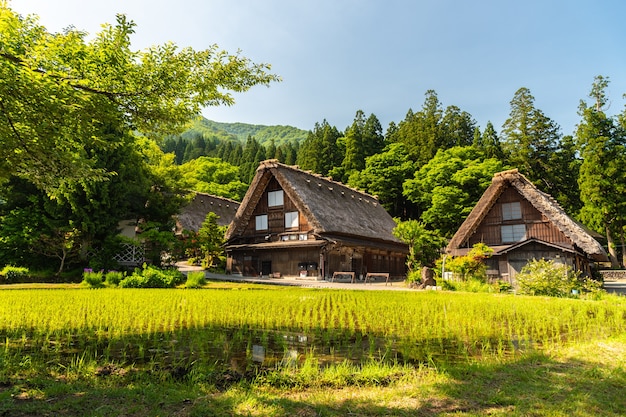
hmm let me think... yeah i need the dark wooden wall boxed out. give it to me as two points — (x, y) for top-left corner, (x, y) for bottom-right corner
(468, 188), (572, 247)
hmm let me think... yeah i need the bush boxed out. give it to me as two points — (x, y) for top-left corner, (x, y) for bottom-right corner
(516, 259), (603, 298)
(404, 270), (421, 286)
(0, 265), (30, 283)
(441, 278), (494, 293)
(105, 271), (125, 287)
(445, 243), (493, 281)
(81, 269), (104, 288)
(184, 271), (207, 288)
(119, 264), (184, 288)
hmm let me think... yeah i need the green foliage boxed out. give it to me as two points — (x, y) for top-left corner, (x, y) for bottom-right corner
(81, 269), (104, 288)
(198, 119), (307, 146)
(196, 212), (227, 269)
(516, 259), (603, 298)
(178, 157), (247, 201)
(441, 278), (494, 293)
(403, 146), (503, 236)
(576, 76), (626, 267)
(349, 143), (416, 218)
(405, 269), (421, 285)
(184, 271), (207, 288)
(445, 243), (494, 281)
(501, 88), (560, 184)
(297, 120), (343, 176)
(0, 265), (29, 283)
(0, 6), (279, 195)
(139, 222), (180, 267)
(104, 271), (125, 287)
(118, 264), (184, 288)
(387, 90), (475, 167)
(392, 219), (446, 273)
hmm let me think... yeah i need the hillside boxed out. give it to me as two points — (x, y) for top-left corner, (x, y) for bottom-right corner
(196, 118), (308, 146)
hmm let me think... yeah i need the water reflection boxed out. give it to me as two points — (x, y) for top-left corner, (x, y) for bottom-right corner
(3, 326), (534, 372)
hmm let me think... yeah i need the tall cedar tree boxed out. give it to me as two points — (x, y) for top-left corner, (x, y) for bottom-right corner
(501, 88), (561, 192)
(576, 76), (626, 267)
(296, 120), (342, 176)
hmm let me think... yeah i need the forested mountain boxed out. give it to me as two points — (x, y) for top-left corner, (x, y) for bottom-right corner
(194, 118), (308, 145)
(160, 117), (305, 166)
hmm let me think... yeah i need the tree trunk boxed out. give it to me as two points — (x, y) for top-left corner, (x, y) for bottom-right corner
(56, 247), (67, 277)
(621, 224), (626, 268)
(606, 226), (620, 268)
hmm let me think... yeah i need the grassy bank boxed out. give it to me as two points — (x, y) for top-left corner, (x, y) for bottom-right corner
(0, 285), (625, 416)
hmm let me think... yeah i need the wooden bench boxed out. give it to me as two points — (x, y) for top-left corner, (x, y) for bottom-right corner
(365, 272), (391, 285)
(331, 271), (356, 283)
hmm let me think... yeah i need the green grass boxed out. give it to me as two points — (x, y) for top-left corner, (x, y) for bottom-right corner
(0, 283), (625, 416)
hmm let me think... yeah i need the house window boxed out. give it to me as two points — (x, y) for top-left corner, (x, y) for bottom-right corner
(501, 224), (525, 243)
(255, 214), (268, 231)
(285, 211), (299, 229)
(268, 190), (284, 207)
(502, 202), (522, 220)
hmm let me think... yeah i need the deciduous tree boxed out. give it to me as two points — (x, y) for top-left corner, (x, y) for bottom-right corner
(0, 5), (279, 195)
(403, 146), (504, 237)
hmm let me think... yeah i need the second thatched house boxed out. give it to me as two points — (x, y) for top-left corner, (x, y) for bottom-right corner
(176, 192), (240, 233)
(446, 169), (608, 283)
(225, 160), (408, 279)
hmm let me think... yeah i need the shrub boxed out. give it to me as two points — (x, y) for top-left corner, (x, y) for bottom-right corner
(0, 265), (30, 283)
(81, 269), (104, 288)
(445, 243), (493, 281)
(441, 278), (494, 293)
(516, 259), (603, 298)
(105, 271), (125, 287)
(118, 273), (148, 288)
(119, 264), (184, 288)
(184, 271), (207, 288)
(405, 270), (421, 286)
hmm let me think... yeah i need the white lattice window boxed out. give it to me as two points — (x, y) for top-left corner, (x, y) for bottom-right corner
(501, 224), (525, 243)
(285, 211), (299, 229)
(256, 214), (268, 230)
(268, 190), (284, 207)
(502, 202), (522, 220)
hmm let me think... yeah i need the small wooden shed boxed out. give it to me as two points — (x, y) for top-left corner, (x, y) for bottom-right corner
(446, 169), (608, 284)
(225, 160), (408, 279)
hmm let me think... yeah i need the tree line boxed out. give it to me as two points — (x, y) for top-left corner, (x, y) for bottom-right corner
(159, 79), (626, 268)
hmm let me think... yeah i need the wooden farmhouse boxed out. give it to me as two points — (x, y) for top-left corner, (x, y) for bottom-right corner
(224, 160), (408, 280)
(446, 169), (608, 283)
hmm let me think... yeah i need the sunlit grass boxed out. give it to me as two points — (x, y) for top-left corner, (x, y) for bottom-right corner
(0, 285), (625, 415)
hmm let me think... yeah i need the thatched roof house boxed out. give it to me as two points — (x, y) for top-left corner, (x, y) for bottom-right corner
(225, 160), (408, 279)
(176, 192), (240, 233)
(447, 169), (608, 282)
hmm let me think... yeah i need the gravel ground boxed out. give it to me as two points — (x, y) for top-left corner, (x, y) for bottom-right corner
(177, 262), (415, 291)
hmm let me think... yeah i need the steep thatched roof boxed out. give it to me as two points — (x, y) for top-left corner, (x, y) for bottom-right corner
(177, 192), (240, 232)
(226, 160), (404, 246)
(447, 169), (608, 261)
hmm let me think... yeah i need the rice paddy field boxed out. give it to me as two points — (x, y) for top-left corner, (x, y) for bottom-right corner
(1, 285), (625, 416)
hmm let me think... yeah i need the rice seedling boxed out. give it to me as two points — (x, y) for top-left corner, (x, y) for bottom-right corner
(0, 287), (624, 379)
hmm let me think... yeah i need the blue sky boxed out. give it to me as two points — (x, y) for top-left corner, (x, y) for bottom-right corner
(10, 0), (626, 136)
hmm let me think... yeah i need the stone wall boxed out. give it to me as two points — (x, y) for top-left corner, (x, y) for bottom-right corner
(599, 270), (626, 281)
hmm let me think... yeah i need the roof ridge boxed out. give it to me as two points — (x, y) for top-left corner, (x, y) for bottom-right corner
(259, 159), (379, 200)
